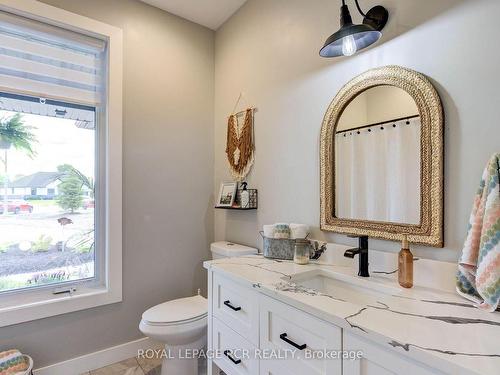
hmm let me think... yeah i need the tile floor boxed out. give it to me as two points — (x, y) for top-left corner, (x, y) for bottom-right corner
(79, 354), (207, 375)
(79, 356), (162, 375)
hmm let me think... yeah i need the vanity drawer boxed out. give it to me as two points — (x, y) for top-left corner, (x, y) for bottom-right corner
(213, 316), (259, 375)
(213, 273), (259, 345)
(259, 294), (342, 375)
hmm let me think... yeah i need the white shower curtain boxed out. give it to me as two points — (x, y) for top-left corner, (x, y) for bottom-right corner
(335, 117), (421, 224)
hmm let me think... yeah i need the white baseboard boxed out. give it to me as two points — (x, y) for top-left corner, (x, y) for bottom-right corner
(33, 337), (161, 375)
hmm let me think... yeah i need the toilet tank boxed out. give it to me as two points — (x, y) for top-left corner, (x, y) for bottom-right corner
(210, 241), (258, 259)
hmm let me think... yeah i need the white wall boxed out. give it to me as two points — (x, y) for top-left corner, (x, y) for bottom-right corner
(214, 0), (499, 262)
(3, 0), (500, 368)
(336, 91), (368, 131)
(0, 0), (214, 367)
(337, 86), (418, 131)
(365, 86), (418, 124)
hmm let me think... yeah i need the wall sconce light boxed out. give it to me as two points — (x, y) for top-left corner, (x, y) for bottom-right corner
(320, 0), (388, 58)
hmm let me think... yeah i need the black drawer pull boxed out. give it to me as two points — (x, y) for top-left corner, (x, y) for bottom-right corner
(224, 350), (241, 365)
(280, 333), (306, 350)
(223, 300), (241, 311)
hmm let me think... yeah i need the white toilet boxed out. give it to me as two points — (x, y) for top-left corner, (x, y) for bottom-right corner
(139, 242), (257, 375)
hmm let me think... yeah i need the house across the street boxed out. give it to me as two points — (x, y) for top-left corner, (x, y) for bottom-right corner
(1, 172), (63, 199)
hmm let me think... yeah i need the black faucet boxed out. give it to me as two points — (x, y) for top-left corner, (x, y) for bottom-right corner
(344, 236), (369, 277)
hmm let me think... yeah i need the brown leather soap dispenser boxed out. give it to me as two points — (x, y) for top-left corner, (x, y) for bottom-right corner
(398, 235), (413, 288)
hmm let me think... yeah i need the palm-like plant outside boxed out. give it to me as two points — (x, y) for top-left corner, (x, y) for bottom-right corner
(0, 113), (37, 215)
(57, 164), (94, 198)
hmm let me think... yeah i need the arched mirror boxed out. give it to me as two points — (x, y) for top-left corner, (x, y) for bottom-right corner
(320, 66), (444, 246)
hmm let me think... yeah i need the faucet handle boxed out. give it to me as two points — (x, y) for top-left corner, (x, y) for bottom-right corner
(344, 248), (359, 258)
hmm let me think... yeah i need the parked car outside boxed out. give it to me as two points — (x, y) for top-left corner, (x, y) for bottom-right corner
(82, 199), (95, 209)
(0, 200), (34, 214)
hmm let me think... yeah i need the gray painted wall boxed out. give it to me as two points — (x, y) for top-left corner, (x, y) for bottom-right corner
(0, 0), (214, 367)
(214, 0), (499, 262)
(3, 0), (500, 368)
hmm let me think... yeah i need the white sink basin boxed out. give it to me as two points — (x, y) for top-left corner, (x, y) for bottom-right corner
(283, 269), (402, 305)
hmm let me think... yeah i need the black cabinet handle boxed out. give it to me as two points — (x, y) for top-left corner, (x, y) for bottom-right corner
(223, 300), (241, 311)
(280, 333), (306, 350)
(224, 350), (241, 365)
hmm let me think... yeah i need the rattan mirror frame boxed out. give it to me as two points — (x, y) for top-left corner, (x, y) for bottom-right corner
(320, 66), (444, 247)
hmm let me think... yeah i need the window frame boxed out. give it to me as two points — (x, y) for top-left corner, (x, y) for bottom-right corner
(0, 92), (101, 293)
(0, 0), (122, 327)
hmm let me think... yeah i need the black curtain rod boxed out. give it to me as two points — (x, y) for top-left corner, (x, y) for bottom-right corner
(336, 114), (420, 134)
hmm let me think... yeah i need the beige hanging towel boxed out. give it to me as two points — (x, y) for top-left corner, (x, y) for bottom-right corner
(226, 108), (255, 181)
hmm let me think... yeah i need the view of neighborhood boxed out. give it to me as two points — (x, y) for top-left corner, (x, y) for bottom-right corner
(0, 106), (96, 293)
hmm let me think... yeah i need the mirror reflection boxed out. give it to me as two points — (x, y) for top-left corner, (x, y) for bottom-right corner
(334, 86), (421, 224)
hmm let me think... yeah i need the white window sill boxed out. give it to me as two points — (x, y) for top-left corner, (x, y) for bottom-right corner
(0, 285), (122, 327)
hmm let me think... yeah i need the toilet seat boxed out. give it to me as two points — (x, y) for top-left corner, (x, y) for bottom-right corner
(141, 312), (207, 327)
(141, 295), (207, 326)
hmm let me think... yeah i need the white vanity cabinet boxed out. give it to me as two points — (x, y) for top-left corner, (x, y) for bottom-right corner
(208, 269), (451, 375)
(209, 272), (341, 375)
(343, 332), (447, 375)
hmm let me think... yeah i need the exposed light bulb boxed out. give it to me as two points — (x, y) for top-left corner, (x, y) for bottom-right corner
(342, 35), (357, 56)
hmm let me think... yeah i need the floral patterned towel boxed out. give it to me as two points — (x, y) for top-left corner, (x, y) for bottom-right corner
(457, 153), (500, 312)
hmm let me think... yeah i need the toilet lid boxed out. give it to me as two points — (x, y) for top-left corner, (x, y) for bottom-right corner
(142, 295), (207, 324)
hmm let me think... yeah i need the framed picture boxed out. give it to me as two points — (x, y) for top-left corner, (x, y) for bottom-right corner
(216, 182), (238, 207)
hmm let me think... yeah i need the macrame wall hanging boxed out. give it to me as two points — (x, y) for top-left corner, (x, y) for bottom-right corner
(226, 93), (255, 182)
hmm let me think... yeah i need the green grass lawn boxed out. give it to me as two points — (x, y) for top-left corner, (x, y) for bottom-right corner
(30, 200), (57, 207)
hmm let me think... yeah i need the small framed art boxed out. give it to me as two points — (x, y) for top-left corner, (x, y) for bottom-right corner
(216, 182), (238, 207)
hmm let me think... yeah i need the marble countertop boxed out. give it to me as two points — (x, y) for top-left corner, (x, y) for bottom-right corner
(204, 255), (500, 375)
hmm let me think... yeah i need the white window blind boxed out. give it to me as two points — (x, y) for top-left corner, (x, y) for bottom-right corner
(0, 11), (106, 105)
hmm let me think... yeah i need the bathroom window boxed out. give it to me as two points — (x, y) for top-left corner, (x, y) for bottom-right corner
(0, 1), (122, 327)
(0, 94), (97, 294)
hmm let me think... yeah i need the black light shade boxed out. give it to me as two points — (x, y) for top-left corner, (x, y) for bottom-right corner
(320, 2), (387, 58)
(319, 24), (381, 57)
